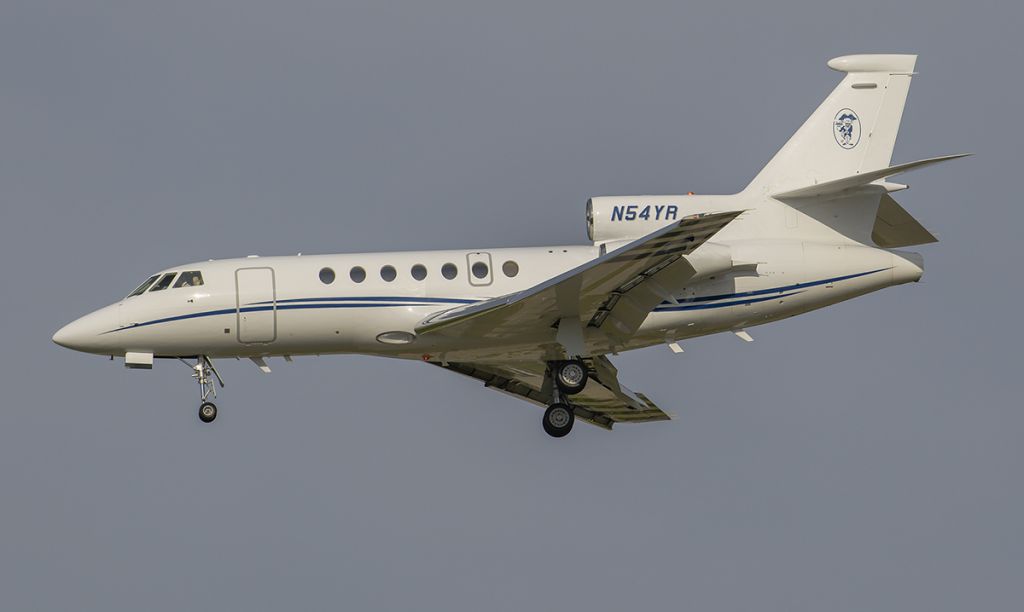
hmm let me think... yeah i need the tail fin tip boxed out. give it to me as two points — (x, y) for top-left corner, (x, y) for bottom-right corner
(827, 54), (917, 74)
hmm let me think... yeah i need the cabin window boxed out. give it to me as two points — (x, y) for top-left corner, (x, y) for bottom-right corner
(127, 275), (160, 297)
(149, 273), (177, 292)
(318, 267), (335, 285)
(502, 260), (519, 278)
(380, 265), (397, 282)
(350, 266), (366, 283)
(173, 271), (205, 288)
(441, 263), (458, 280)
(471, 261), (489, 279)
(411, 264), (427, 281)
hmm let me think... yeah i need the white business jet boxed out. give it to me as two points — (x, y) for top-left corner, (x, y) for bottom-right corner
(53, 54), (965, 437)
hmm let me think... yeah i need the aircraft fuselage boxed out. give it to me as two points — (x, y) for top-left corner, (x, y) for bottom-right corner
(53, 238), (922, 364)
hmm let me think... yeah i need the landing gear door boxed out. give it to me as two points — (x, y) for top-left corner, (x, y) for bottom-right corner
(466, 252), (493, 287)
(235, 267), (276, 343)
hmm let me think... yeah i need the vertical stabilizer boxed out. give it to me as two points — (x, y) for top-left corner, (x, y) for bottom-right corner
(745, 54), (917, 196)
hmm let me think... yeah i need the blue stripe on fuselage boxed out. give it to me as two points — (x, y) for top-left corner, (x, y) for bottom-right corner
(102, 302), (433, 334)
(251, 296), (477, 306)
(661, 267), (889, 305)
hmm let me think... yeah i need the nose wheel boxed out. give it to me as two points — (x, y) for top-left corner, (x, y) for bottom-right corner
(181, 356), (224, 424)
(199, 401), (218, 423)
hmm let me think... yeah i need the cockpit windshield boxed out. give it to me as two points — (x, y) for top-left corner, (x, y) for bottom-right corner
(173, 271), (204, 288)
(125, 270), (205, 297)
(148, 273), (177, 292)
(127, 275), (160, 297)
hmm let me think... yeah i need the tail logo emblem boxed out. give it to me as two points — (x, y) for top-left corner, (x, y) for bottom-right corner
(833, 109), (861, 149)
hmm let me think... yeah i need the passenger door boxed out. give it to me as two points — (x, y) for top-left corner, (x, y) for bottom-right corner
(235, 267), (277, 343)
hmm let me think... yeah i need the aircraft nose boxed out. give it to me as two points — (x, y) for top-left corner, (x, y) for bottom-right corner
(52, 318), (93, 351)
(53, 305), (119, 354)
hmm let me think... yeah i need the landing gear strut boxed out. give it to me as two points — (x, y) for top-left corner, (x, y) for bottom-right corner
(180, 356), (224, 424)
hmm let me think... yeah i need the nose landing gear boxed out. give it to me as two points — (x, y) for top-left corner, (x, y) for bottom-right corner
(180, 356), (224, 424)
(199, 401), (218, 423)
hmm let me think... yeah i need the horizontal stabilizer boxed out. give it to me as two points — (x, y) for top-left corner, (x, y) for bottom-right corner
(773, 154), (970, 199)
(872, 193), (938, 247)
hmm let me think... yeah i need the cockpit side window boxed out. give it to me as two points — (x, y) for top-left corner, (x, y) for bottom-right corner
(149, 273), (177, 292)
(127, 275), (160, 297)
(173, 271), (204, 288)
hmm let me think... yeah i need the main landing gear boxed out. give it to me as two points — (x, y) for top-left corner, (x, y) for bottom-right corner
(543, 359), (589, 438)
(543, 402), (574, 438)
(554, 359), (588, 394)
(180, 356), (224, 424)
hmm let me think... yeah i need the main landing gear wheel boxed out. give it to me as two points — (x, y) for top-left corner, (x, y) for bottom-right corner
(554, 360), (588, 395)
(199, 402), (218, 423)
(543, 402), (575, 438)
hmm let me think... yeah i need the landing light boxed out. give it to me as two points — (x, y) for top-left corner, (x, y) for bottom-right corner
(376, 331), (416, 345)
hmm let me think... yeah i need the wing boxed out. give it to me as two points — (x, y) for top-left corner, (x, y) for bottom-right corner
(435, 355), (670, 430)
(417, 210), (744, 350)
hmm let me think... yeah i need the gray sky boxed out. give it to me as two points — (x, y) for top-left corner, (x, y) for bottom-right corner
(1, 1), (1020, 610)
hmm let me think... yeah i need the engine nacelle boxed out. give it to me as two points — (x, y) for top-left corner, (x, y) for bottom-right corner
(586, 195), (722, 243)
